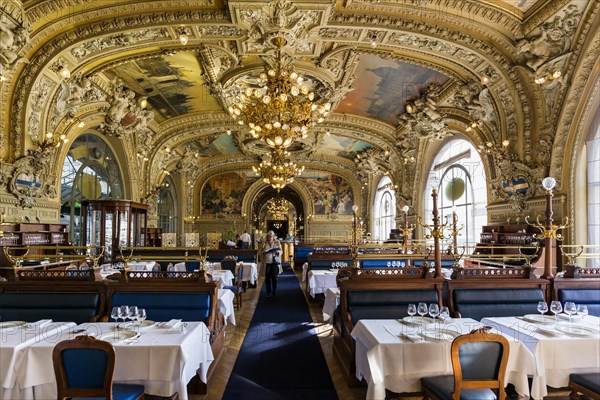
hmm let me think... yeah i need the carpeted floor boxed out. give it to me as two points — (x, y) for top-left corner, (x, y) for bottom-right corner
(222, 269), (338, 400)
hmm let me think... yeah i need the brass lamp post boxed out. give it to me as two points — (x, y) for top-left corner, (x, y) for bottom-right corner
(526, 177), (570, 278)
(400, 205), (415, 255)
(419, 177), (447, 278)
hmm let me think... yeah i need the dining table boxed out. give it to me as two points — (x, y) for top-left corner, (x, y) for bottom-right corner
(481, 314), (600, 400)
(16, 321), (213, 400)
(208, 270), (234, 289)
(351, 318), (536, 400)
(0, 320), (76, 400)
(306, 269), (338, 298)
(322, 287), (340, 322)
(218, 288), (236, 325)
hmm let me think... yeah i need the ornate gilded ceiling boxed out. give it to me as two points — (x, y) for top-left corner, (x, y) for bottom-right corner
(0, 0), (598, 215)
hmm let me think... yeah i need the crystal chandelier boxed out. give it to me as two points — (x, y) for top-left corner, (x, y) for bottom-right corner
(252, 148), (304, 191)
(227, 37), (332, 149)
(267, 197), (289, 220)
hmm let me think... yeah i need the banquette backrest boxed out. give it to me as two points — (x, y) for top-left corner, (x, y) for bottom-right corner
(552, 277), (600, 316)
(448, 266), (549, 321)
(308, 253), (353, 270)
(338, 268), (444, 326)
(0, 280), (106, 323)
(105, 278), (219, 330)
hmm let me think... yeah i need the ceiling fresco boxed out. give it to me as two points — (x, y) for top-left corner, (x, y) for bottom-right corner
(187, 134), (241, 158)
(315, 134), (374, 160)
(104, 53), (222, 123)
(335, 55), (449, 125)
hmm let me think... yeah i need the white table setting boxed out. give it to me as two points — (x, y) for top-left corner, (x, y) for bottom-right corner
(351, 316), (536, 400)
(307, 269), (338, 298)
(322, 287), (340, 322)
(208, 269), (234, 289)
(17, 320), (213, 400)
(481, 307), (600, 400)
(218, 288), (236, 325)
(239, 262), (258, 285)
(0, 320), (77, 400)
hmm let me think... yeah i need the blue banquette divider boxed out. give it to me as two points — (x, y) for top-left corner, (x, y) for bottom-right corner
(552, 277), (600, 317)
(0, 281), (105, 324)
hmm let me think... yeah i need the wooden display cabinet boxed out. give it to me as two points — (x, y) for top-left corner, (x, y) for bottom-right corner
(82, 200), (148, 263)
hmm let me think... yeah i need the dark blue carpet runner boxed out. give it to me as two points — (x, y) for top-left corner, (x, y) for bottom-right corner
(222, 269), (338, 400)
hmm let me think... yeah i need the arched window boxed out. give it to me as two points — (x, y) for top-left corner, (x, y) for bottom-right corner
(424, 138), (487, 248)
(373, 176), (396, 242)
(158, 175), (178, 233)
(586, 108), (600, 266)
(60, 134), (123, 246)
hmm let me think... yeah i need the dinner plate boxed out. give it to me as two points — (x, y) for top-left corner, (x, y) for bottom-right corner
(402, 316), (434, 325)
(520, 314), (555, 325)
(118, 320), (155, 330)
(421, 328), (460, 342)
(99, 330), (139, 343)
(0, 321), (27, 329)
(555, 324), (599, 337)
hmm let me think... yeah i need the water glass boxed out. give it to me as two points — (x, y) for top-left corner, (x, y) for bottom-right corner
(120, 305), (131, 324)
(110, 306), (122, 328)
(550, 301), (562, 325)
(537, 301), (548, 322)
(429, 303), (440, 323)
(137, 308), (147, 324)
(129, 306), (139, 324)
(564, 302), (576, 324)
(439, 306), (450, 321)
(407, 304), (417, 319)
(417, 302), (428, 324)
(577, 304), (588, 327)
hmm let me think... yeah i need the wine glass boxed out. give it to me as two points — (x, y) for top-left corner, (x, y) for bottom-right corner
(120, 305), (131, 326)
(550, 301), (562, 325)
(440, 306), (450, 321)
(577, 304), (588, 328)
(429, 303), (440, 324)
(407, 304), (417, 321)
(537, 301), (548, 322)
(417, 302), (428, 324)
(564, 302), (577, 324)
(386, 261), (391, 268)
(137, 308), (147, 324)
(110, 306), (122, 329)
(129, 306), (139, 325)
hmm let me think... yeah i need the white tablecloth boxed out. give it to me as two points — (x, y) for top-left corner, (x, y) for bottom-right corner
(20, 322), (213, 400)
(240, 262), (258, 285)
(218, 289), (236, 325)
(307, 270), (338, 298)
(173, 262), (187, 272)
(0, 321), (76, 400)
(209, 270), (234, 288)
(481, 315), (600, 400)
(127, 261), (156, 271)
(352, 318), (536, 400)
(323, 287), (340, 322)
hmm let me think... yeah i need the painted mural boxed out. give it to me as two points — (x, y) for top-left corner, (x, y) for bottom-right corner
(105, 53), (222, 122)
(336, 55), (449, 125)
(201, 172), (255, 215)
(189, 134), (241, 157)
(316, 134), (373, 160)
(301, 172), (354, 215)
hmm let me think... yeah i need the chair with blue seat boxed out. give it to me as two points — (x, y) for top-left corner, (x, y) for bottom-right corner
(224, 263), (243, 310)
(421, 327), (510, 400)
(220, 257), (237, 274)
(569, 373), (600, 400)
(52, 335), (145, 400)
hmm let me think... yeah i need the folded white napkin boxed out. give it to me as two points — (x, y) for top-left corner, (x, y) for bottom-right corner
(400, 333), (424, 342)
(37, 319), (53, 327)
(536, 326), (563, 337)
(164, 319), (182, 329)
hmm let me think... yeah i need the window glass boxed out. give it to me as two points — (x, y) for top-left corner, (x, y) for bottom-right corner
(158, 175), (177, 233)
(373, 176), (396, 242)
(587, 110), (600, 267)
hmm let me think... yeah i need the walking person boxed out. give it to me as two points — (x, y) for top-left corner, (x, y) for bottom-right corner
(263, 230), (281, 297)
(239, 230), (251, 249)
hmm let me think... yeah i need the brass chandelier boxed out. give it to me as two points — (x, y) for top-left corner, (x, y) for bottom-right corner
(267, 197), (289, 220)
(227, 37), (332, 149)
(252, 148), (305, 191)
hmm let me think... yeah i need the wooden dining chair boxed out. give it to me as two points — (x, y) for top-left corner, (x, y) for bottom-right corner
(569, 373), (600, 400)
(224, 263), (244, 310)
(53, 335), (145, 400)
(221, 256), (238, 273)
(421, 327), (510, 400)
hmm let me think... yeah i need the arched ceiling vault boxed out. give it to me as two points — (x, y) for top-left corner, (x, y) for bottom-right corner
(0, 0), (596, 213)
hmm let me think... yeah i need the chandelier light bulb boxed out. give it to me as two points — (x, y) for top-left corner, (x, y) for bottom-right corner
(429, 176), (440, 190)
(59, 67), (71, 79)
(178, 34), (189, 45)
(402, 205), (409, 213)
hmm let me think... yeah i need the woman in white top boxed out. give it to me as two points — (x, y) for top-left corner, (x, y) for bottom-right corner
(263, 230), (281, 297)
